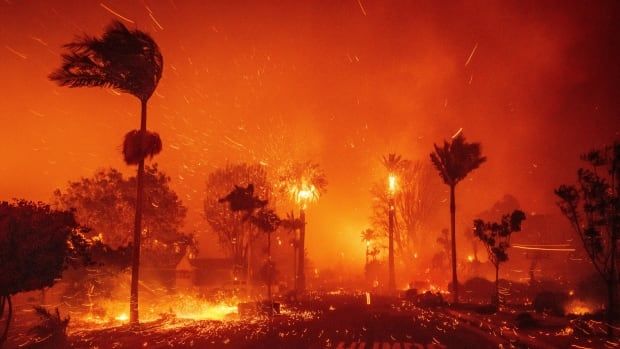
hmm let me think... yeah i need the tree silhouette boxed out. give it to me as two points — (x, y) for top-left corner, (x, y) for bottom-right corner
(205, 163), (271, 280)
(430, 133), (486, 303)
(0, 200), (91, 344)
(53, 166), (193, 268)
(556, 141), (619, 334)
(473, 210), (526, 307)
(49, 20), (164, 325)
(249, 208), (281, 303)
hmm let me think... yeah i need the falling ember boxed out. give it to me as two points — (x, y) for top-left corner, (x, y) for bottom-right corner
(365, 292), (371, 305)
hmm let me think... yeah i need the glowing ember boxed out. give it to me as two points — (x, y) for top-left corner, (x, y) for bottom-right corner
(467, 255), (474, 262)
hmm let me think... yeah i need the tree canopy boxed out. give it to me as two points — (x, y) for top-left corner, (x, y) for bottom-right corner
(0, 200), (91, 296)
(430, 133), (487, 187)
(204, 163), (272, 264)
(53, 165), (193, 268)
(49, 20), (163, 102)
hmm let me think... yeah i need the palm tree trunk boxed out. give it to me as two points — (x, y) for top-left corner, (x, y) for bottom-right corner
(388, 197), (396, 292)
(130, 99), (148, 326)
(0, 295), (12, 344)
(267, 231), (272, 303)
(450, 184), (459, 303)
(247, 225), (253, 298)
(495, 265), (500, 308)
(298, 209), (306, 293)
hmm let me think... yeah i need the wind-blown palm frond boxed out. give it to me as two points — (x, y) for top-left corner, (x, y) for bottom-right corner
(49, 20), (163, 101)
(382, 153), (404, 173)
(430, 134), (486, 186)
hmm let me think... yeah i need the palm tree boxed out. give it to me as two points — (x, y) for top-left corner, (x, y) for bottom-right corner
(381, 153), (404, 292)
(360, 228), (377, 268)
(430, 133), (486, 303)
(49, 20), (163, 325)
(279, 161), (327, 293)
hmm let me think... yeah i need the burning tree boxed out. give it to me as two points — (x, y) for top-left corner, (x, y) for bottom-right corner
(278, 161), (327, 293)
(430, 132), (486, 303)
(381, 153), (404, 292)
(205, 164), (272, 281)
(50, 20), (164, 325)
(555, 141), (619, 332)
(371, 160), (440, 269)
(0, 200), (91, 344)
(473, 210), (526, 307)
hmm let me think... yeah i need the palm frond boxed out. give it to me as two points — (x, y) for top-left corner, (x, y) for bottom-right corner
(429, 133), (486, 186)
(50, 20), (163, 101)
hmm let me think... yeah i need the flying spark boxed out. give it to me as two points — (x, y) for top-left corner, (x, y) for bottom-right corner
(100, 3), (135, 24)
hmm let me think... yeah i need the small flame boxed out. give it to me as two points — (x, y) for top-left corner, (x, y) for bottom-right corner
(467, 255), (474, 262)
(115, 313), (128, 322)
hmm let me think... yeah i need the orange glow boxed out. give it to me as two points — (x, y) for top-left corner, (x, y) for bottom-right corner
(565, 300), (592, 316)
(78, 293), (239, 329)
(0, 1), (618, 271)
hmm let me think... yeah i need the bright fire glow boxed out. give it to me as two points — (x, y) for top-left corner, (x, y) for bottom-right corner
(77, 293), (239, 330)
(114, 313), (128, 322)
(467, 255), (474, 262)
(290, 180), (319, 208)
(388, 174), (397, 194)
(565, 300), (592, 315)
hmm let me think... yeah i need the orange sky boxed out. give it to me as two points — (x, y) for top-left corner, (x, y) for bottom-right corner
(1, 0), (619, 267)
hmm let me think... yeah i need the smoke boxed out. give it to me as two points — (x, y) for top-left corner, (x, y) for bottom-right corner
(0, 0), (619, 268)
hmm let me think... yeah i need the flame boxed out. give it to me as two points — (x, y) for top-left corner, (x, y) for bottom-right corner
(388, 174), (397, 194)
(565, 300), (592, 315)
(289, 180), (319, 208)
(467, 255), (474, 262)
(77, 293), (239, 329)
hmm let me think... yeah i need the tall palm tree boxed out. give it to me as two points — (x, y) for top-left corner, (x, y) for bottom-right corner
(279, 161), (327, 293)
(430, 133), (486, 303)
(49, 20), (163, 325)
(382, 153), (404, 292)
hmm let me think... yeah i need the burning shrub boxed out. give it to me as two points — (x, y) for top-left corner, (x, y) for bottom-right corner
(122, 129), (162, 165)
(27, 306), (70, 348)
